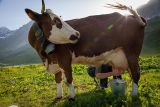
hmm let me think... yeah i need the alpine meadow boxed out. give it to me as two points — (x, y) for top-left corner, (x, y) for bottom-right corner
(0, 56), (160, 107)
(0, 0), (160, 107)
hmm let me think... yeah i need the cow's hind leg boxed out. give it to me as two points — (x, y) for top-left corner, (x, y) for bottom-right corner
(127, 57), (140, 96)
(55, 71), (63, 99)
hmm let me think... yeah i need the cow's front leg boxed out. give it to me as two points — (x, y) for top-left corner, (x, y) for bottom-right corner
(57, 50), (75, 101)
(55, 71), (63, 99)
(58, 62), (75, 100)
(127, 57), (140, 96)
(62, 71), (75, 100)
(62, 67), (75, 101)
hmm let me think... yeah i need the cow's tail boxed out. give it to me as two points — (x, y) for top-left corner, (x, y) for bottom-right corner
(105, 3), (147, 27)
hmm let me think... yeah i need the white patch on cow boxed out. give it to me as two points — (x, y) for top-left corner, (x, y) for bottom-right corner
(46, 63), (61, 74)
(69, 83), (75, 98)
(44, 59), (48, 70)
(131, 82), (138, 96)
(46, 9), (79, 44)
(62, 72), (67, 83)
(57, 83), (63, 98)
(9, 105), (18, 107)
(72, 47), (128, 69)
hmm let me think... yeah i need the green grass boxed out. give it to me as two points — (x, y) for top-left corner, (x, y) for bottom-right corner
(0, 56), (160, 107)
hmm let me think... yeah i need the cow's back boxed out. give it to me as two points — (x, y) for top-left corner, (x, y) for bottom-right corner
(67, 13), (146, 57)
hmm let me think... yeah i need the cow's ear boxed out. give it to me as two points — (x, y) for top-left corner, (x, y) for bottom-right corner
(25, 9), (40, 22)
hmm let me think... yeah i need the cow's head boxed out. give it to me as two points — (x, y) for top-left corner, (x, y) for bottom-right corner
(25, 9), (80, 44)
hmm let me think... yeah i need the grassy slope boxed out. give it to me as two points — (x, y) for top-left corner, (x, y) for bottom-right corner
(0, 56), (160, 107)
(142, 16), (160, 55)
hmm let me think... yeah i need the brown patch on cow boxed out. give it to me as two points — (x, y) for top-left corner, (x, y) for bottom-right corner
(25, 9), (53, 39)
(54, 17), (62, 29)
(55, 71), (62, 83)
(38, 13), (53, 39)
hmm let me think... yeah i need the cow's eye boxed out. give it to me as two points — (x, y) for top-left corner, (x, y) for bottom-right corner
(54, 17), (62, 29)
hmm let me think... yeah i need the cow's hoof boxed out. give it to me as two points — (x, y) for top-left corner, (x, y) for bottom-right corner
(68, 97), (75, 102)
(52, 97), (62, 104)
(56, 97), (62, 100)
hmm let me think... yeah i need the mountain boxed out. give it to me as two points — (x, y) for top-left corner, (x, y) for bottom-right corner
(137, 0), (160, 54)
(0, 27), (12, 38)
(0, 27), (10, 34)
(0, 22), (40, 65)
(141, 16), (160, 54)
(137, 0), (160, 18)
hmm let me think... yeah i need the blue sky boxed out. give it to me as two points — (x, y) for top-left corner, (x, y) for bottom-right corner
(0, 0), (149, 30)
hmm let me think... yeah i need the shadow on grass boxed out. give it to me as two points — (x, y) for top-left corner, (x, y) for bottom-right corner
(47, 90), (142, 107)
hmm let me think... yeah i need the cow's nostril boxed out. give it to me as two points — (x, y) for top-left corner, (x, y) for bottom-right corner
(76, 32), (80, 37)
(69, 35), (79, 41)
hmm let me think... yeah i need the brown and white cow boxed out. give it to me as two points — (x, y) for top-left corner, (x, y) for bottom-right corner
(26, 4), (146, 100)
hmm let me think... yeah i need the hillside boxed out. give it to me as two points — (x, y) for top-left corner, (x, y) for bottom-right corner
(137, 0), (160, 18)
(0, 27), (11, 38)
(0, 22), (40, 65)
(142, 16), (160, 54)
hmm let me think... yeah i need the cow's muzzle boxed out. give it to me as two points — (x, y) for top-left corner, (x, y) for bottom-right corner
(69, 32), (80, 41)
